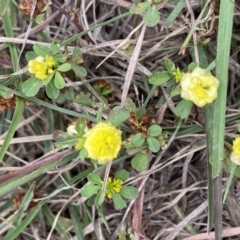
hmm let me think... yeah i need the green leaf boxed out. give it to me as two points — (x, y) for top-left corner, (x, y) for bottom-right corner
(132, 133), (145, 147)
(131, 152), (148, 172)
(95, 189), (103, 206)
(0, 88), (13, 99)
(148, 124), (162, 137)
(147, 136), (160, 153)
(52, 131), (78, 148)
(112, 193), (126, 210)
(165, 58), (176, 74)
(54, 71), (65, 89)
(143, 5), (160, 27)
(102, 87), (113, 96)
(46, 81), (60, 99)
(75, 92), (93, 107)
(75, 118), (87, 136)
(174, 99), (193, 119)
(170, 87), (181, 97)
(130, 2), (151, 14)
(72, 64), (87, 77)
(50, 42), (60, 55)
(35, 14), (44, 24)
(87, 195), (96, 206)
(41, 72), (55, 85)
(57, 63), (71, 72)
(115, 170), (129, 182)
(120, 186), (139, 200)
(25, 51), (37, 61)
(107, 106), (130, 126)
(87, 173), (102, 185)
(71, 46), (83, 64)
(81, 184), (100, 198)
(135, 107), (146, 120)
(54, 54), (66, 63)
(149, 71), (171, 85)
(22, 77), (42, 97)
(188, 62), (198, 70)
(124, 98), (137, 113)
(33, 43), (49, 57)
(79, 148), (88, 161)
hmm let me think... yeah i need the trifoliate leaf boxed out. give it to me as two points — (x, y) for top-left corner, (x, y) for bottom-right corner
(170, 87), (181, 97)
(174, 99), (193, 119)
(107, 106), (130, 126)
(124, 98), (137, 113)
(0, 88), (14, 99)
(72, 64), (87, 77)
(57, 63), (71, 72)
(115, 170), (129, 182)
(75, 92), (93, 107)
(52, 131), (78, 148)
(165, 58), (176, 74)
(148, 124), (162, 137)
(33, 43), (49, 57)
(75, 118), (87, 136)
(131, 152), (148, 172)
(87, 173), (102, 185)
(50, 42), (60, 55)
(147, 136), (160, 153)
(71, 46), (83, 64)
(79, 148), (87, 161)
(120, 186), (139, 200)
(87, 195), (96, 206)
(112, 193), (126, 210)
(135, 107), (146, 120)
(81, 184), (100, 198)
(54, 54), (66, 63)
(54, 71), (65, 89)
(46, 81), (60, 99)
(132, 133), (145, 147)
(22, 77), (42, 97)
(25, 51), (37, 61)
(149, 71), (171, 85)
(41, 72), (55, 85)
(143, 5), (160, 27)
(130, 2), (151, 14)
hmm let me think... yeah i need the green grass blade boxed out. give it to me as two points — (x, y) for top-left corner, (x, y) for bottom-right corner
(5, 183), (35, 238)
(165, 0), (185, 27)
(6, 200), (48, 240)
(211, 0), (235, 239)
(0, 5), (25, 163)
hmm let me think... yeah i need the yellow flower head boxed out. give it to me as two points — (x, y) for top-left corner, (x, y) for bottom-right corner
(172, 67), (183, 83)
(28, 55), (56, 80)
(230, 137), (240, 165)
(105, 177), (123, 199)
(180, 67), (220, 107)
(83, 122), (122, 164)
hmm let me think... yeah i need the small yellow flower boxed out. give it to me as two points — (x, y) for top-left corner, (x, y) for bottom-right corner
(172, 67), (183, 83)
(105, 177), (123, 199)
(83, 122), (122, 164)
(230, 137), (240, 165)
(75, 137), (86, 150)
(28, 55), (56, 80)
(232, 137), (240, 155)
(180, 67), (220, 107)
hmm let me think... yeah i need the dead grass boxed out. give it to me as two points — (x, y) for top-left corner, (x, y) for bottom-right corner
(1, 0), (240, 239)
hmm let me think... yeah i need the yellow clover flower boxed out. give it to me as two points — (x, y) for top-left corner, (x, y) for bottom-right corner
(172, 67), (183, 83)
(180, 67), (220, 107)
(230, 137), (240, 165)
(105, 177), (123, 199)
(83, 122), (122, 164)
(28, 55), (57, 80)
